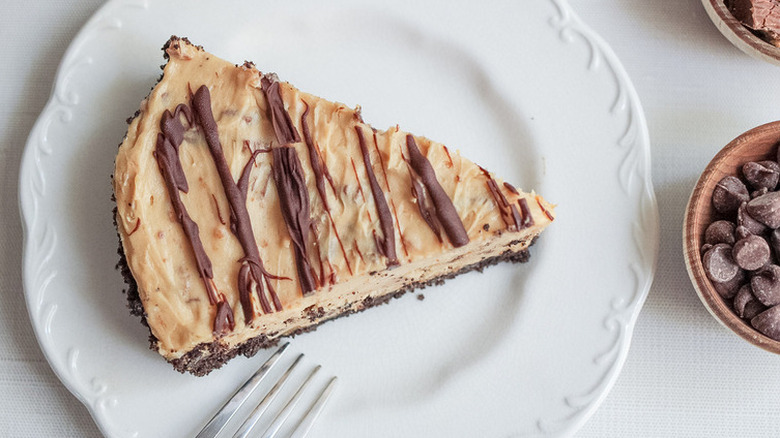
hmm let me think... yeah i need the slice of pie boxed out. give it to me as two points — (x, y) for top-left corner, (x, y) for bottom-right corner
(113, 36), (555, 376)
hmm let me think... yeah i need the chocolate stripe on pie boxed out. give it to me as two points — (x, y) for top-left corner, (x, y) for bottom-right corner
(405, 135), (469, 247)
(407, 159), (444, 243)
(192, 85), (283, 317)
(301, 101), (330, 210)
(482, 166), (525, 231)
(262, 76), (321, 293)
(154, 104), (219, 306)
(356, 126), (399, 266)
(370, 131), (411, 258)
(272, 146), (318, 294)
(261, 74), (301, 145)
(155, 103), (238, 336)
(300, 101), (353, 275)
(519, 198), (535, 229)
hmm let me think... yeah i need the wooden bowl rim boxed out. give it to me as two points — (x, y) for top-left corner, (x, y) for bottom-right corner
(684, 121), (780, 354)
(701, 0), (780, 66)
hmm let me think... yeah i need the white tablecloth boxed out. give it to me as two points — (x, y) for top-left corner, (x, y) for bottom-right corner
(4, 1), (780, 436)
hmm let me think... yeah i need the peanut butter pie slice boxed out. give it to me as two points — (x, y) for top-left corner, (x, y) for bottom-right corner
(113, 36), (555, 376)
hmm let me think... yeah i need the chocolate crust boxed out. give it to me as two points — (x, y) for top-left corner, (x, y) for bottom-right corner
(115, 226), (536, 376)
(162, 35), (203, 60)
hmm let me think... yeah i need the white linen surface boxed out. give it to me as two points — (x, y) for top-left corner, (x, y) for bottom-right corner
(2, 1), (780, 436)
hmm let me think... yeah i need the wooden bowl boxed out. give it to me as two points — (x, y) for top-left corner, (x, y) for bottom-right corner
(684, 121), (780, 353)
(702, 0), (780, 66)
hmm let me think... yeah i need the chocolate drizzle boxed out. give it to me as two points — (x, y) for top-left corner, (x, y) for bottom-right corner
(442, 145), (454, 168)
(401, 142), (443, 242)
(159, 105), (192, 192)
(128, 218), (141, 236)
(314, 241), (327, 287)
(214, 297), (235, 335)
(261, 75), (319, 294)
(211, 194), (226, 225)
(390, 199), (410, 258)
(237, 264), (253, 323)
(356, 126), (398, 266)
(300, 101), (332, 210)
(405, 135), (469, 247)
(535, 196), (553, 222)
(353, 241), (365, 263)
(481, 167), (527, 231)
(300, 100), (352, 277)
(261, 74), (301, 145)
(326, 260), (338, 285)
(407, 165), (443, 243)
(372, 133), (410, 258)
(191, 85), (283, 319)
(519, 198), (535, 229)
(154, 104), (219, 306)
(350, 158), (368, 206)
(272, 147), (318, 294)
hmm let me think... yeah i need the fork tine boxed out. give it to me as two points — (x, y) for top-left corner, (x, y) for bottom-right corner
(232, 353), (305, 438)
(259, 365), (321, 438)
(288, 376), (338, 438)
(195, 342), (289, 438)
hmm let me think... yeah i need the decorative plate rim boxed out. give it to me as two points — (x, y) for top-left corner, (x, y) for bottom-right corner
(18, 0), (658, 436)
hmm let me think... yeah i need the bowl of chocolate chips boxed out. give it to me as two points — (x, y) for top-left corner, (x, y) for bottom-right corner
(702, 0), (780, 66)
(685, 121), (780, 353)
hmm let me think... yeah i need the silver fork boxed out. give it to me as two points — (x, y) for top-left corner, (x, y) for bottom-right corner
(195, 343), (338, 438)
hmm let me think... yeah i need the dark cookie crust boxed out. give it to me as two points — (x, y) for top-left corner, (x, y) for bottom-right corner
(115, 227), (535, 376)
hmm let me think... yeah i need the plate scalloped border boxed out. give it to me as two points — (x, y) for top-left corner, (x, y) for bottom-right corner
(19, 0), (659, 437)
(522, 1), (658, 436)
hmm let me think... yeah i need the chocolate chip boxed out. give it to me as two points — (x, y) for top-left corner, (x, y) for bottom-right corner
(751, 305), (780, 341)
(770, 229), (780, 259)
(702, 243), (740, 283)
(733, 283), (769, 320)
(712, 176), (749, 214)
(746, 191), (780, 228)
(752, 187), (770, 199)
(750, 264), (780, 306)
(705, 220), (736, 245)
(713, 268), (745, 299)
(743, 160), (780, 190)
(743, 300), (767, 320)
(734, 284), (758, 318)
(732, 235), (771, 271)
(738, 202), (768, 235)
(735, 225), (752, 240)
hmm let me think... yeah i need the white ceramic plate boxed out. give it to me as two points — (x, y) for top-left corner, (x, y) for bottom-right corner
(19, 0), (658, 437)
